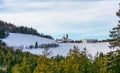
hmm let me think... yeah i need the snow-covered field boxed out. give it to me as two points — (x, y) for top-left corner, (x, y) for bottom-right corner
(22, 42), (115, 58)
(2, 33), (115, 58)
(2, 33), (56, 47)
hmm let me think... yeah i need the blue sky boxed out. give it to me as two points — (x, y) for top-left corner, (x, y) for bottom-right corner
(0, 0), (119, 40)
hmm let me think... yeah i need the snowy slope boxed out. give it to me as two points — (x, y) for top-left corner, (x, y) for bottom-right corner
(22, 42), (116, 58)
(2, 33), (56, 47)
(1, 33), (116, 58)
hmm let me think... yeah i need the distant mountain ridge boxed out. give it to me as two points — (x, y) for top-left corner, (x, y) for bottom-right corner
(0, 20), (53, 39)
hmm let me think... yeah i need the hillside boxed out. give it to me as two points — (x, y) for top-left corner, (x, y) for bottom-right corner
(0, 20), (53, 39)
(2, 33), (56, 48)
(22, 42), (116, 58)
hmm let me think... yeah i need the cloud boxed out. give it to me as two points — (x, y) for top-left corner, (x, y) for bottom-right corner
(0, 0), (119, 39)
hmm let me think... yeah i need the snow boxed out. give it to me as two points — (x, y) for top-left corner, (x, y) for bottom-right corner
(22, 43), (115, 58)
(2, 33), (116, 58)
(2, 33), (56, 47)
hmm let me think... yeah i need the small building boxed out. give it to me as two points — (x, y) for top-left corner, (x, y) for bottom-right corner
(56, 34), (73, 43)
(82, 39), (98, 43)
(82, 39), (87, 44)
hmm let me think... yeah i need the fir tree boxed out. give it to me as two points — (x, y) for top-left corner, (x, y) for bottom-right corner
(109, 4), (120, 49)
(35, 42), (38, 48)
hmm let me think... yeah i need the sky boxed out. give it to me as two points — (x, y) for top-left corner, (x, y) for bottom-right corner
(0, 0), (119, 40)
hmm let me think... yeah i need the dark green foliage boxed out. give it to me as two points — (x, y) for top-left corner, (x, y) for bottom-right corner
(107, 6), (120, 72)
(0, 46), (38, 73)
(105, 50), (120, 73)
(0, 20), (53, 39)
(109, 24), (120, 49)
(0, 29), (5, 38)
(109, 5), (120, 49)
(0, 69), (4, 73)
(0, 45), (120, 73)
(35, 42), (38, 48)
(51, 55), (65, 62)
(0, 40), (6, 46)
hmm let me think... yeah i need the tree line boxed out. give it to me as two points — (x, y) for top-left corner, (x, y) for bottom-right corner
(0, 45), (120, 73)
(0, 20), (53, 39)
(0, 18), (120, 73)
(0, 3), (120, 73)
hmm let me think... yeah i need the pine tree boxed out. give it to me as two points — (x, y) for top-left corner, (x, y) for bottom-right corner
(109, 4), (120, 49)
(35, 42), (38, 48)
(0, 29), (5, 38)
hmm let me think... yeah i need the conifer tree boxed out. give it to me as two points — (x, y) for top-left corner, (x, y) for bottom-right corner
(35, 42), (38, 48)
(109, 4), (120, 49)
